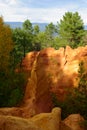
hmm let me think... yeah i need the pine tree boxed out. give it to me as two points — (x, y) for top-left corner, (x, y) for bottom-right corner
(58, 12), (85, 48)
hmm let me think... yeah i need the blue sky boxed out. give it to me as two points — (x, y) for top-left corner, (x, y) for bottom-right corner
(0, 0), (87, 24)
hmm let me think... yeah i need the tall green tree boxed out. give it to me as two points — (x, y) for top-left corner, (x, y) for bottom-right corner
(58, 12), (85, 48)
(36, 32), (48, 49)
(23, 19), (33, 34)
(12, 28), (32, 58)
(44, 22), (57, 47)
(32, 24), (41, 51)
(33, 24), (40, 35)
(45, 22), (56, 39)
(12, 20), (34, 66)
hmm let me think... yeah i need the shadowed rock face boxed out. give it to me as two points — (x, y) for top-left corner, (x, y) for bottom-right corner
(0, 46), (87, 118)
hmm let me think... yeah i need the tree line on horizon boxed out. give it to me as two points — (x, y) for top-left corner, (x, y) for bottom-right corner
(0, 11), (87, 108)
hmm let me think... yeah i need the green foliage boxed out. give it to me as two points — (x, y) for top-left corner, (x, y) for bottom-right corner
(23, 19), (33, 34)
(45, 22), (57, 38)
(54, 36), (70, 49)
(12, 20), (34, 66)
(80, 120), (87, 129)
(58, 12), (85, 48)
(12, 27), (32, 59)
(78, 62), (87, 94)
(34, 32), (48, 49)
(33, 24), (40, 35)
(32, 25), (41, 51)
(44, 22), (57, 48)
(83, 31), (87, 46)
(0, 70), (26, 107)
(52, 61), (87, 120)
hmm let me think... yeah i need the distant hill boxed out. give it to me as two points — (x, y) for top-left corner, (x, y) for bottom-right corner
(5, 22), (87, 31)
(5, 22), (23, 29)
(5, 22), (48, 31)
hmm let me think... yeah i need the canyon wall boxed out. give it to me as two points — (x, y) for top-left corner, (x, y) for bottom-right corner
(22, 46), (87, 116)
(0, 46), (87, 118)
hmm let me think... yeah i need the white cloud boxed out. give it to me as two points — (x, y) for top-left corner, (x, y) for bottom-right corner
(20, 8), (67, 23)
(0, 0), (68, 23)
(78, 8), (87, 25)
(0, 0), (17, 6)
(8, 0), (17, 5)
(0, 0), (87, 25)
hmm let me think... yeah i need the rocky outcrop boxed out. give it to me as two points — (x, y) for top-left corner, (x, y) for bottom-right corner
(30, 107), (61, 130)
(0, 107), (61, 130)
(0, 115), (41, 130)
(61, 114), (85, 130)
(0, 108), (85, 130)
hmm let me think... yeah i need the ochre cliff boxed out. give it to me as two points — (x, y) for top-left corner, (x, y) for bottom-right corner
(22, 46), (87, 116)
(0, 46), (87, 118)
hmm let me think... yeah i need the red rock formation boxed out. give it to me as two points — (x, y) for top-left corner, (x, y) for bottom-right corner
(23, 46), (87, 116)
(0, 46), (87, 118)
